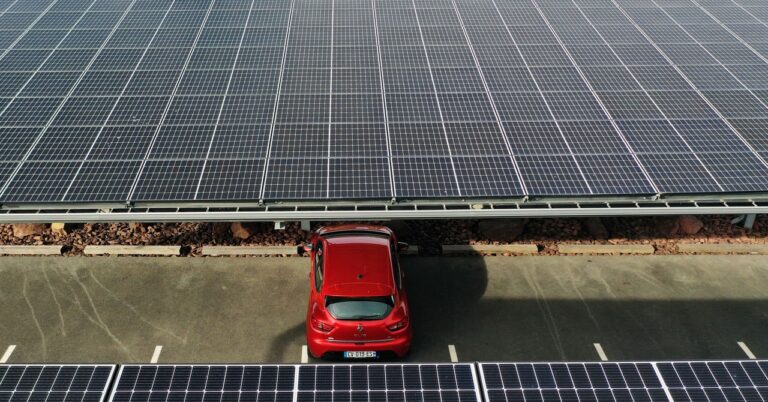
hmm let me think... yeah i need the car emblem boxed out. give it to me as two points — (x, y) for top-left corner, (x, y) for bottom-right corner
(357, 324), (364, 333)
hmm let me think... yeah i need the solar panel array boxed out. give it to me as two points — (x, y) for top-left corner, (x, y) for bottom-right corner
(112, 365), (297, 402)
(480, 362), (670, 402)
(481, 361), (768, 402)
(658, 361), (768, 402)
(1, 0), (768, 204)
(111, 364), (481, 402)
(297, 364), (480, 401)
(2, 362), (767, 402)
(0, 365), (116, 402)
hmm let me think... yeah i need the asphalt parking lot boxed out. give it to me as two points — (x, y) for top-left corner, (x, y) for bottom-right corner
(0, 255), (766, 364)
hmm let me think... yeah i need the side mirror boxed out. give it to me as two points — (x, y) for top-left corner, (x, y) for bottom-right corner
(297, 244), (312, 256)
(397, 242), (409, 252)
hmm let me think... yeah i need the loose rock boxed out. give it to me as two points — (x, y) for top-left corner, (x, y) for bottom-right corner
(51, 222), (67, 235)
(477, 219), (528, 242)
(583, 217), (609, 240)
(678, 215), (704, 235)
(654, 216), (679, 236)
(230, 222), (252, 240)
(12, 224), (46, 239)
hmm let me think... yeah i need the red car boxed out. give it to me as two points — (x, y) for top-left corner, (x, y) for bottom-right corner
(301, 225), (412, 359)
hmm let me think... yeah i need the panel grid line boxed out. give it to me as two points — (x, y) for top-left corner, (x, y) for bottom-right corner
(371, 0), (396, 199)
(610, 0), (768, 175)
(60, 0), (180, 202)
(486, 0), (594, 196)
(125, 0), (219, 202)
(325, 0), (334, 199)
(528, 0), (661, 197)
(649, 0), (768, 171)
(410, 0), (461, 197)
(257, 0), (297, 202)
(567, 0), (726, 193)
(0, 0), (94, 119)
(726, 0), (768, 27)
(691, 0), (768, 66)
(0, 0), (141, 200)
(448, 0), (528, 196)
(192, 0), (259, 200)
(0, 0), (60, 63)
(0, 0), (21, 16)
(650, 363), (674, 402)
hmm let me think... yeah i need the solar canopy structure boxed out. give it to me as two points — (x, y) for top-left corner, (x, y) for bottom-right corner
(111, 364), (482, 402)
(2, 362), (768, 402)
(480, 361), (768, 402)
(1, 0), (768, 220)
(0, 365), (116, 402)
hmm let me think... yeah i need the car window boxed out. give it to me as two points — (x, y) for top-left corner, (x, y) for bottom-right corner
(391, 241), (401, 290)
(314, 243), (323, 292)
(326, 296), (394, 320)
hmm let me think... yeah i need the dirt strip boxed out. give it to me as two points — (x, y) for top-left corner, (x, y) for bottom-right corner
(0, 215), (765, 256)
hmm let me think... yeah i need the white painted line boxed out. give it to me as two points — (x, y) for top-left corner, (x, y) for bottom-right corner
(150, 345), (162, 363)
(593, 343), (608, 361)
(448, 344), (458, 363)
(738, 341), (757, 359)
(301, 345), (308, 364)
(0, 345), (16, 363)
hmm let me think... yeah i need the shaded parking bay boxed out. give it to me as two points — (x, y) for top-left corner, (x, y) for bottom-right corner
(0, 255), (766, 363)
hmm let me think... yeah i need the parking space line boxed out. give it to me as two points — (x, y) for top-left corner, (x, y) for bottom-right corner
(448, 345), (458, 363)
(0, 345), (15, 363)
(301, 345), (308, 364)
(150, 346), (163, 363)
(593, 343), (608, 361)
(738, 342), (757, 359)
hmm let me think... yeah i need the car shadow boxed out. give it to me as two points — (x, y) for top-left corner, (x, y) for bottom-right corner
(403, 256), (489, 362)
(267, 256), (768, 363)
(403, 256), (768, 362)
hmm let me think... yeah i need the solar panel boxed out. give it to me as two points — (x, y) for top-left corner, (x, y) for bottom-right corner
(481, 362), (669, 402)
(1, 0), (768, 205)
(111, 365), (296, 402)
(658, 361), (768, 402)
(481, 361), (768, 402)
(112, 364), (481, 402)
(297, 364), (481, 402)
(0, 365), (116, 402)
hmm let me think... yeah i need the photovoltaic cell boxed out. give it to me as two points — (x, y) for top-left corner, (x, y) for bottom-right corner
(111, 366), (296, 402)
(113, 364), (481, 402)
(657, 361), (768, 402)
(0, 365), (115, 402)
(0, 0), (767, 205)
(297, 364), (481, 402)
(481, 362), (668, 402)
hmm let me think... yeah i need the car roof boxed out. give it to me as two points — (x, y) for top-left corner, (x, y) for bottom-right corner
(322, 234), (394, 296)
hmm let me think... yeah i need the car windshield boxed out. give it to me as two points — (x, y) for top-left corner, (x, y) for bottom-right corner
(325, 296), (394, 320)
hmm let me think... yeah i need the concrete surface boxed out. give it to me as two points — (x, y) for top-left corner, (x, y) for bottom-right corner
(0, 245), (62, 255)
(442, 244), (538, 254)
(557, 244), (655, 254)
(677, 243), (768, 255)
(202, 246), (299, 256)
(0, 255), (766, 364)
(83, 245), (181, 256)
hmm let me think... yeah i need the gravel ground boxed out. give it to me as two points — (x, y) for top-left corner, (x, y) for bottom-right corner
(0, 215), (766, 256)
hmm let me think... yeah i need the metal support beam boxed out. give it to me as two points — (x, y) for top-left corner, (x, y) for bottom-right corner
(731, 214), (757, 230)
(0, 201), (766, 223)
(300, 220), (311, 231)
(745, 214), (757, 230)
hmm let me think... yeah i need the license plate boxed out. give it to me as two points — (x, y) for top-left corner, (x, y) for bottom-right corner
(344, 351), (377, 359)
